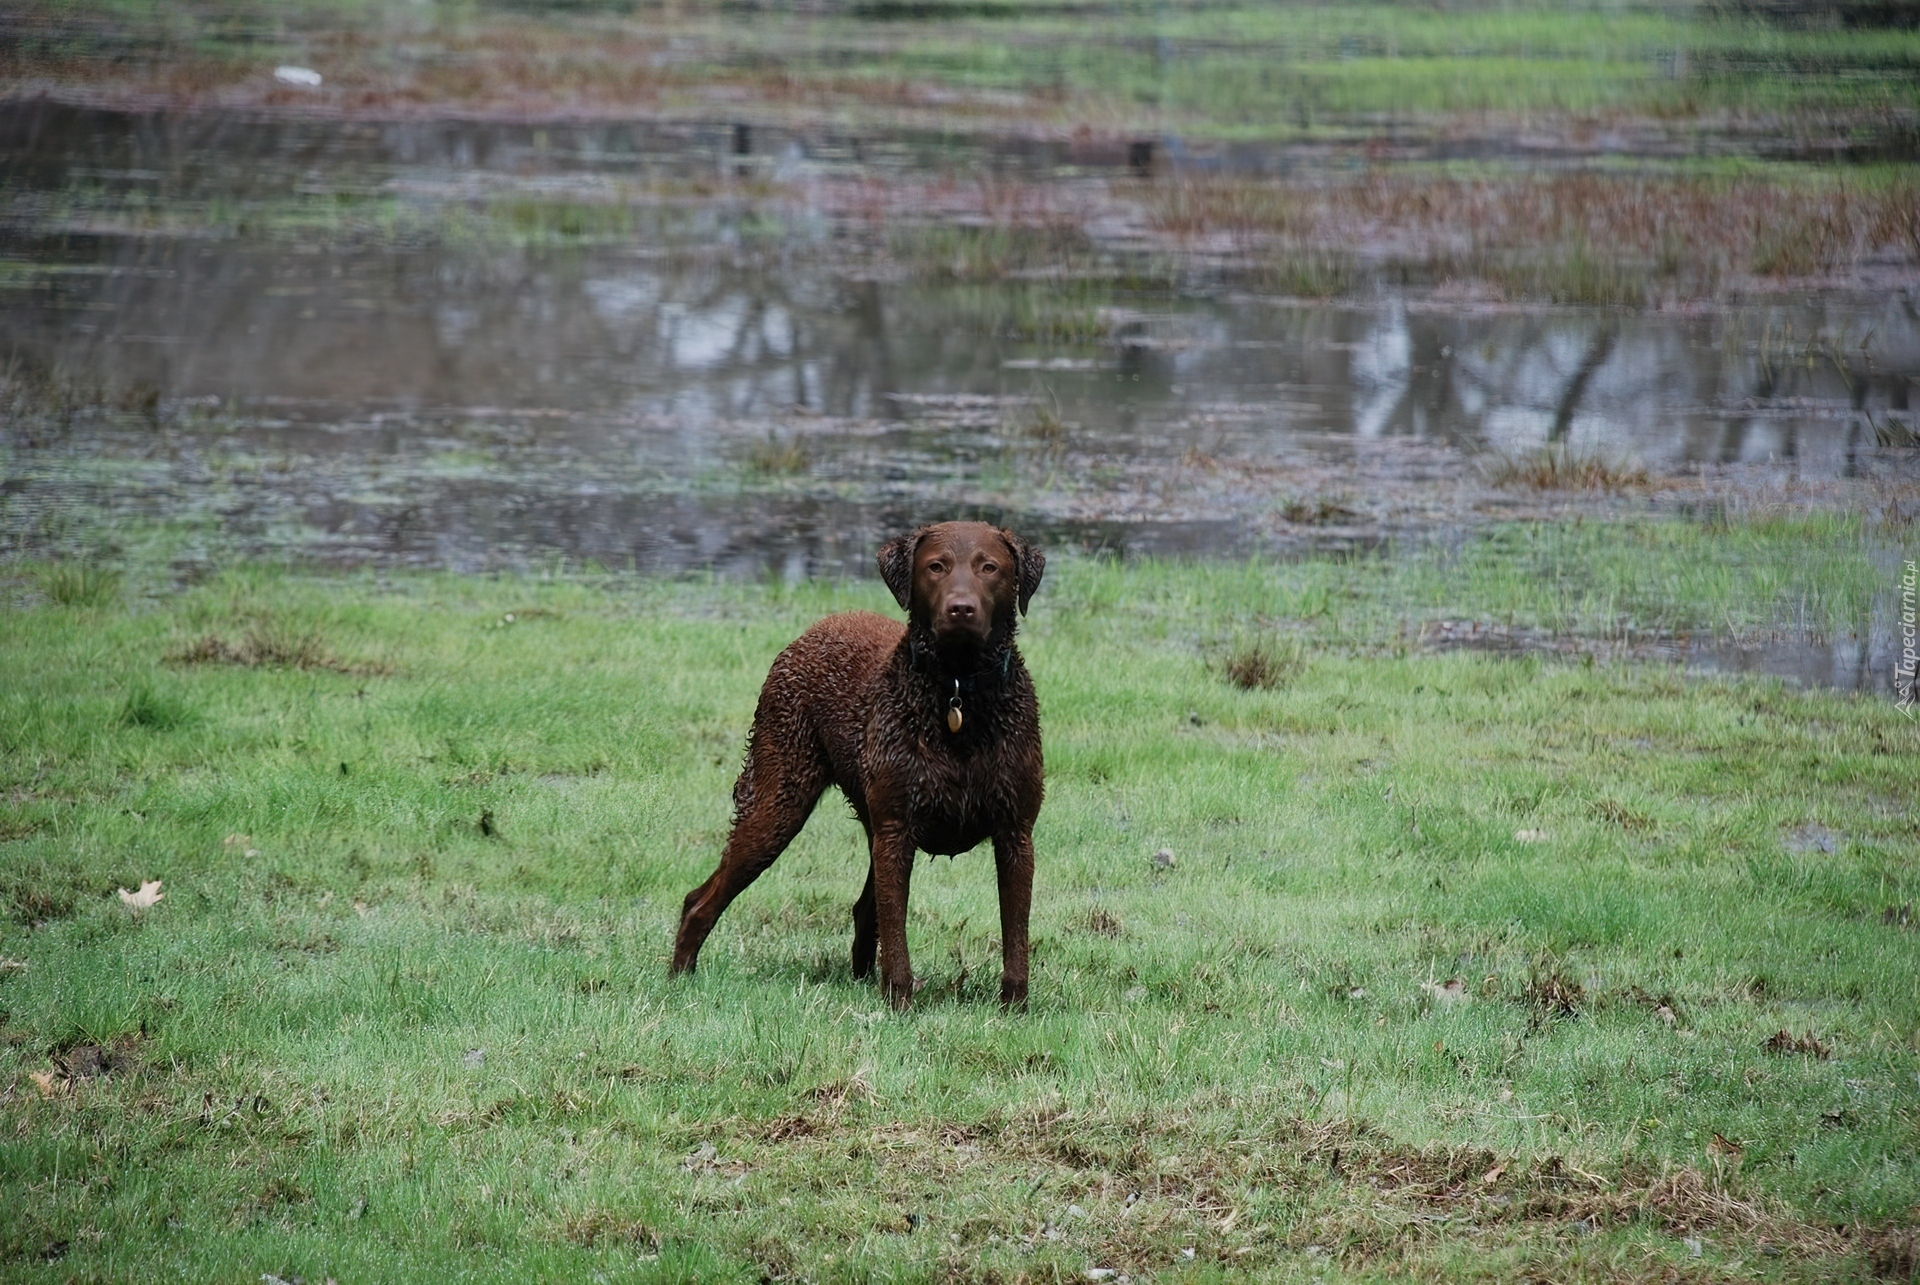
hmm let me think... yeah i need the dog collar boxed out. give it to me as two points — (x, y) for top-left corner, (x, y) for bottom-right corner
(908, 635), (1012, 733)
(908, 635), (1012, 688)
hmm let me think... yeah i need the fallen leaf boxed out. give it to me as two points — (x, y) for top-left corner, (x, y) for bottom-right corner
(28, 1070), (62, 1098)
(0, 958), (26, 973)
(1480, 1161), (1507, 1184)
(1655, 1004), (1677, 1026)
(223, 833), (251, 848)
(1420, 978), (1469, 1005)
(116, 879), (164, 912)
(1513, 829), (1548, 843)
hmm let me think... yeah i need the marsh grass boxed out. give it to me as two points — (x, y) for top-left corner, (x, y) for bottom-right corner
(1146, 173), (1919, 301)
(37, 562), (121, 608)
(1257, 249), (1362, 300)
(10, 142), (1914, 309)
(1867, 410), (1919, 449)
(895, 223), (1102, 282)
(2, 519), (1914, 1280)
(168, 620), (387, 675)
(741, 430), (812, 477)
(1278, 494), (1362, 526)
(115, 678), (197, 731)
(1006, 385), (1071, 450)
(1484, 445), (1653, 493)
(1218, 635), (1307, 691)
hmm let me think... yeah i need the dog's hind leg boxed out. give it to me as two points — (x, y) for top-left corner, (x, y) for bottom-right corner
(671, 728), (827, 976)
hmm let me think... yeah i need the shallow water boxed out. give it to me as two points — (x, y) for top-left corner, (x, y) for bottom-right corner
(5, 232), (1914, 557)
(3, 104), (1918, 694)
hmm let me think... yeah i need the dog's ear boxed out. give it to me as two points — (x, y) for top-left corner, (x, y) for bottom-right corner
(876, 527), (927, 611)
(999, 528), (1046, 616)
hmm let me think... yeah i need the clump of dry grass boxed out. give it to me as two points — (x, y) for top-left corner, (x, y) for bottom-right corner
(1761, 1028), (1831, 1059)
(743, 431), (811, 477)
(1221, 636), (1305, 691)
(1485, 445), (1649, 492)
(1008, 391), (1070, 449)
(1146, 176), (1312, 240)
(1146, 173), (1920, 300)
(169, 623), (388, 675)
(559, 1208), (660, 1251)
(1521, 957), (1585, 1020)
(1278, 494), (1359, 525)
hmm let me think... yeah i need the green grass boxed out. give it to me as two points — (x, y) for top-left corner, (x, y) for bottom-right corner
(2, 519), (1916, 1281)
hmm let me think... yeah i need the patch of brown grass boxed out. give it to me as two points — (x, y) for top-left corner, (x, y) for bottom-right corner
(1591, 798), (1655, 831)
(1761, 1029), (1831, 1059)
(718, 1098), (1892, 1275)
(559, 1207), (660, 1251)
(1222, 637), (1306, 691)
(1485, 445), (1650, 492)
(1279, 495), (1361, 525)
(805, 1070), (878, 1112)
(168, 625), (389, 676)
(1146, 176), (1311, 239)
(1146, 173), (1920, 298)
(742, 431), (811, 477)
(5, 878), (80, 926)
(29, 1033), (146, 1096)
(1522, 958), (1586, 1021)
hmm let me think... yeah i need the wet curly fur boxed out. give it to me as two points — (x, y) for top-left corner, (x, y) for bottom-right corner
(671, 521), (1045, 1010)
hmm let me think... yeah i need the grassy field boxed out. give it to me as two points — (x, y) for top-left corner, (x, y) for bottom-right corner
(2, 518), (1917, 1281)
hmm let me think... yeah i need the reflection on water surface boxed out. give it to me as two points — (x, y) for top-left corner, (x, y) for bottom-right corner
(3, 103), (1917, 695)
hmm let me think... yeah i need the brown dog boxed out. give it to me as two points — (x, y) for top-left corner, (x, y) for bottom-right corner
(671, 522), (1045, 1010)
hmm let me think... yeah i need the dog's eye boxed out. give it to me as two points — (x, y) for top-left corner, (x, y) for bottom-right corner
(927, 561), (946, 575)
(980, 562), (998, 574)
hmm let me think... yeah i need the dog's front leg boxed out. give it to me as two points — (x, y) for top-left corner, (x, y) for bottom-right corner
(869, 819), (917, 1010)
(992, 828), (1034, 1010)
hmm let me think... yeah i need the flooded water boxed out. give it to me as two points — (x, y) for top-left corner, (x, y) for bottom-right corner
(3, 103), (1918, 694)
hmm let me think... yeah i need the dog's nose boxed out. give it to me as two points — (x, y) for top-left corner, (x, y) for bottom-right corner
(946, 598), (977, 621)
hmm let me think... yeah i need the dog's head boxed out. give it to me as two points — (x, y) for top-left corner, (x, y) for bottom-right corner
(878, 522), (1044, 653)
